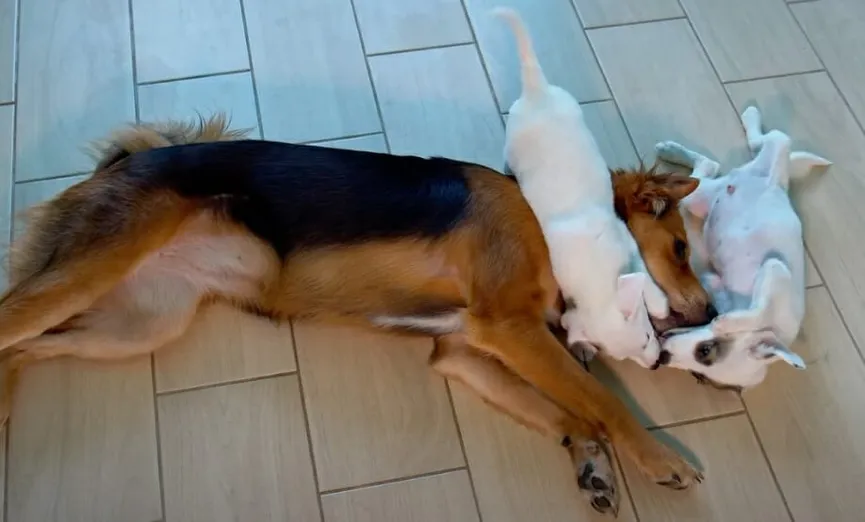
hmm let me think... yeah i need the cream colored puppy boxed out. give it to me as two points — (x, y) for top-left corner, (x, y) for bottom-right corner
(495, 7), (669, 367)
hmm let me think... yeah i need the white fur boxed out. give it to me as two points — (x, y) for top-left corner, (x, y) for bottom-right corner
(655, 106), (830, 388)
(495, 7), (669, 368)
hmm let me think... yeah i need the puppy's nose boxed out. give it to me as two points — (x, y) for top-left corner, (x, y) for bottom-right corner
(705, 303), (718, 321)
(650, 349), (672, 370)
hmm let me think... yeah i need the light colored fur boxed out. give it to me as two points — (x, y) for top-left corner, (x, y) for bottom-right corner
(655, 106), (830, 388)
(495, 7), (669, 368)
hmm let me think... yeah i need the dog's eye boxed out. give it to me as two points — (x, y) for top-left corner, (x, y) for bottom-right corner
(673, 239), (688, 261)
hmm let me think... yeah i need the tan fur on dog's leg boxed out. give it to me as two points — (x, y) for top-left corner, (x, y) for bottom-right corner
(430, 334), (620, 515)
(465, 314), (703, 489)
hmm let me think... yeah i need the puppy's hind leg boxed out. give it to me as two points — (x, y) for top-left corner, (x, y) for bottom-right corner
(654, 142), (721, 179)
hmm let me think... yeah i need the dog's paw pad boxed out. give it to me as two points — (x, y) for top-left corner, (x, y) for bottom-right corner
(573, 442), (619, 516)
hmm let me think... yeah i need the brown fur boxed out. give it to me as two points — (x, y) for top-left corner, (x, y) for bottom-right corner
(0, 116), (705, 515)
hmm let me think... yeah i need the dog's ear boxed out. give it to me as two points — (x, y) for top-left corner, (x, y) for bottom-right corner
(659, 174), (699, 201)
(616, 273), (647, 321)
(750, 338), (806, 369)
(633, 175), (699, 218)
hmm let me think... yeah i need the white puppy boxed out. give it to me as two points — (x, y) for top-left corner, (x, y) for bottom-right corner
(495, 8), (669, 368)
(654, 106), (830, 389)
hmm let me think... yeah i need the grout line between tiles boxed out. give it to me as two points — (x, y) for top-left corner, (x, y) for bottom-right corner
(149, 356), (168, 521)
(457, 0), (505, 126)
(722, 68), (825, 85)
(443, 382), (485, 522)
(647, 409), (744, 431)
(155, 370), (298, 397)
(0, 102), (11, 107)
(237, 0), (264, 138)
(137, 68), (252, 88)
(347, 0), (391, 153)
(366, 41), (474, 58)
(742, 406), (796, 522)
(13, 171), (89, 185)
(786, 3), (865, 139)
(127, 0), (140, 123)
(301, 131), (383, 146)
(285, 321), (326, 522)
(319, 465), (469, 496)
(582, 15), (687, 31)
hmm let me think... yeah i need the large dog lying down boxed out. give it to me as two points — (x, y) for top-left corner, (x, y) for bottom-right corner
(0, 118), (711, 516)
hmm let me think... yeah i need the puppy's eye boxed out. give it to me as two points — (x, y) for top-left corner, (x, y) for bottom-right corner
(694, 340), (718, 364)
(673, 239), (688, 261)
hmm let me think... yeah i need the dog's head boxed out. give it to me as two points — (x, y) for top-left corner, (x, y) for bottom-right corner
(612, 167), (716, 330)
(566, 272), (661, 367)
(656, 323), (805, 390)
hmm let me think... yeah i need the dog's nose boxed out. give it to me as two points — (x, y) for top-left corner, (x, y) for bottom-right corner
(705, 303), (718, 321)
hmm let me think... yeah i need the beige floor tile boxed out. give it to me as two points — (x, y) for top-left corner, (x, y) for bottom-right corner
(0, 0), (14, 103)
(294, 323), (464, 491)
(622, 414), (789, 522)
(450, 381), (639, 522)
(726, 72), (865, 358)
(793, 0), (865, 125)
(15, 0), (134, 181)
(581, 100), (640, 167)
(0, 429), (4, 522)
(680, 0), (820, 82)
(370, 45), (504, 169)
(154, 303), (296, 393)
(7, 358), (161, 522)
(132, 0), (249, 83)
(321, 470), (479, 522)
(589, 359), (743, 428)
(138, 73), (260, 137)
(805, 252), (821, 287)
(354, 0), (472, 55)
(745, 287), (865, 521)
(0, 105), (12, 288)
(465, 0), (608, 110)
(571, 0), (683, 28)
(589, 20), (750, 169)
(244, 0), (379, 143)
(158, 375), (321, 522)
(314, 133), (388, 153)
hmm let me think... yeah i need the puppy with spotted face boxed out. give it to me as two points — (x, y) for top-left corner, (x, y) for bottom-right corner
(496, 7), (702, 368)
(654, 106), (830, 389)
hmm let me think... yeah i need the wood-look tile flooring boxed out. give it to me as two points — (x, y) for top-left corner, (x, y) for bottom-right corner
(1, 0), (864, 520)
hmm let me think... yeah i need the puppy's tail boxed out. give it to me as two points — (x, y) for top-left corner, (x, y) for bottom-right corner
(789, 151), (831, 181)
(0, 114), (248, 356)
(493, 7), (548, 100)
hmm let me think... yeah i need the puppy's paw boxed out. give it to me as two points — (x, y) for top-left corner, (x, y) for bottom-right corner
(568, 438), (620, 517)
(568, 342), (598, 364)
(655, 141), (695, 167)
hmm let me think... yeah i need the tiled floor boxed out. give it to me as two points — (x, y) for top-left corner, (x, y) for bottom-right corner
(1, 0), (864, 520)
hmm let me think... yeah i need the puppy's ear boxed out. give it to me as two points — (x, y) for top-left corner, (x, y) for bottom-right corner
(616, 273), (647, 321)
(750, 339), (806, 369)
(632, 176), (699, 218)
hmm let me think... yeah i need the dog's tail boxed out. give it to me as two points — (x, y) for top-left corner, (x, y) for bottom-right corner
(493, 7), (548, 100)
(0, 114), (249, 356)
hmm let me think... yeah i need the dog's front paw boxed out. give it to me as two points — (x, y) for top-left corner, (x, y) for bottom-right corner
(655, 141), (695, 167)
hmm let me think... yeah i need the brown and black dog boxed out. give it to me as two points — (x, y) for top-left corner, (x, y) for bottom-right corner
(0, 117), (711, 516)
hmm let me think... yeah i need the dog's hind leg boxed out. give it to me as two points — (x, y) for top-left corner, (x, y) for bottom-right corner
(0, 187), (192, 354)
(430, 334), (620, 516)
(0, 277), (201, 427)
